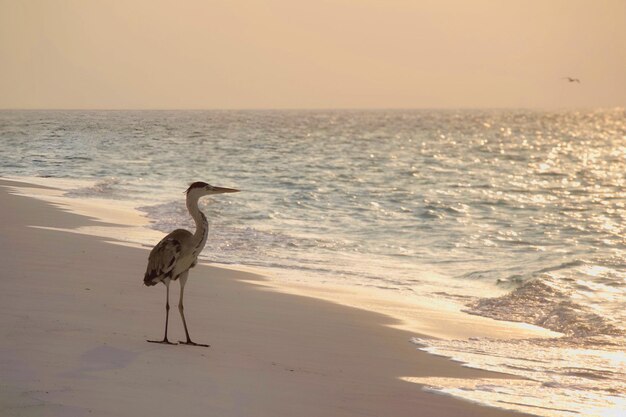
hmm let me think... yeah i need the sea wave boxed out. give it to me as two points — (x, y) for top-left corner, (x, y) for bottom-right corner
(464, 259), (625, 338)
(466, 277), (622, 338)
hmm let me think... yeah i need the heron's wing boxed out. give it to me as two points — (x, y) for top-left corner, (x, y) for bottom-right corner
(143, 236), (183, 286)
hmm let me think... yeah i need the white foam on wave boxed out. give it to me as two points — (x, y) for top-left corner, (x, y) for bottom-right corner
(403, 375), (626, 417)
(409, 336), (626, 417)
(64, 177), (124, 199)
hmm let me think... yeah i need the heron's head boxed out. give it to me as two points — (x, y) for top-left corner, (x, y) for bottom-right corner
(185, 181), (240, 198)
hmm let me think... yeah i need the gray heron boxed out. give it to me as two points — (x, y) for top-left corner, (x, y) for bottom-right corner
(144, 181), (240, 346)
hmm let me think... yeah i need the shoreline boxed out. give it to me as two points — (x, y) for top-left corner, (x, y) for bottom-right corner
(2, 176), (558, 342)
(1, 178), (536, 416)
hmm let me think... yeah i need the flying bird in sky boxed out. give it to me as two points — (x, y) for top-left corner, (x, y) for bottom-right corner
(563, 77), (581, 83)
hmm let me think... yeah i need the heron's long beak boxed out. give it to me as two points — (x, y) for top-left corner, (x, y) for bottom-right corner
(212, 186), (240, 194)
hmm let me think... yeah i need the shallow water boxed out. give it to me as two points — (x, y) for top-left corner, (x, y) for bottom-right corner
(1, 109), (624, 416)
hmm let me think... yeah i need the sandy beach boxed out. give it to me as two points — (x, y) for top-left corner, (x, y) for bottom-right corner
(0, 178), (536, 417)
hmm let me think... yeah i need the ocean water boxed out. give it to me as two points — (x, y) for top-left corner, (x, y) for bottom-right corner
(1, 109), (624, 416)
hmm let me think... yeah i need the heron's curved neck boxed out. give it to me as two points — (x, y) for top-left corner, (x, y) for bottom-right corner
(186, 194), (208, 245)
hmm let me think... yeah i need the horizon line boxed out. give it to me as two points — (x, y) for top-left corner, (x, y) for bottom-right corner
(1, 105), (623, 112)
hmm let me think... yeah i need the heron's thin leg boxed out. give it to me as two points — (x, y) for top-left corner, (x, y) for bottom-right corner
(148, 278), (176, 345)
(178, 273), (191, 340)
(178, 272), (209, 347)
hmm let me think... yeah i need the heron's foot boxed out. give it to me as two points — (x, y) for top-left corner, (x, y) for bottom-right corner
(147, 339), (177, 345)
(179, 340), (210, 347)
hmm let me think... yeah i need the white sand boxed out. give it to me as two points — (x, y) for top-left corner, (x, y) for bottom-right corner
(0, 178), (536, 417)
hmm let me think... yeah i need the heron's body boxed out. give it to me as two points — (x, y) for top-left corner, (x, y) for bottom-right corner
(144, 225), (207, 285)
(143, 181), (239, 346)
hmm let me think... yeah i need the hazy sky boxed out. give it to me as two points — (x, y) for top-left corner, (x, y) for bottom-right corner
(1, 0), (625, 109)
